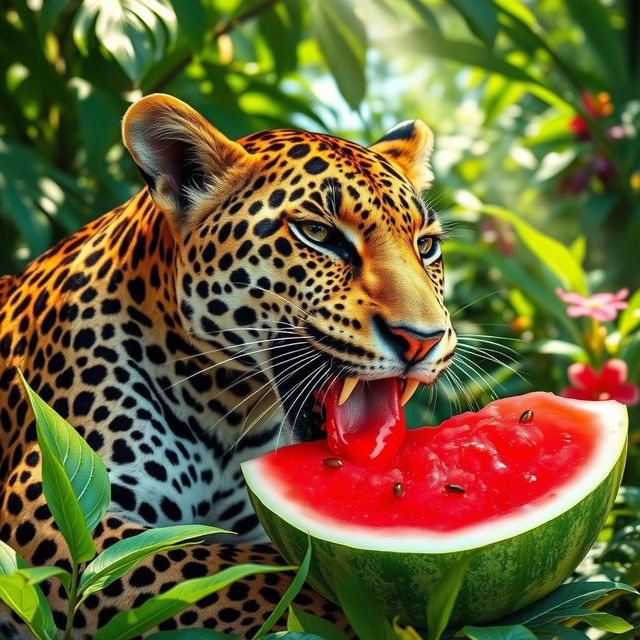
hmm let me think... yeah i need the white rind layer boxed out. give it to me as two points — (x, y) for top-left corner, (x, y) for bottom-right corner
(242, 395), (628, 553)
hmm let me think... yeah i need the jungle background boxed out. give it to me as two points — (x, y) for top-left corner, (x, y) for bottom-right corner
(2, 0), (640, 633)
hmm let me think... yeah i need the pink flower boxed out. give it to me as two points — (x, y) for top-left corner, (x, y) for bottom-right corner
(562, 359), (639, 405)
(556, 288), (629, 322)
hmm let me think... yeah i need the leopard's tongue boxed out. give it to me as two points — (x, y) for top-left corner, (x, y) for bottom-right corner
(323, 378), (406, 466)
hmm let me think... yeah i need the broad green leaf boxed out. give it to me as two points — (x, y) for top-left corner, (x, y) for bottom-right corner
(501, 581), (638, 628)
(427, 551), (480, 640)
(617, 486), (640, 517)
(387, 28), (544, 86)
(564, 0), (628, 88)
(0, 543), (57, 640)
(16, 566), (71, 592)
(93, 564), (293, 640)
(619, 289), (640, 338)
(459, 624), (536, 640)
(310, 0), (366, 109)
(287, 606), (350, 640)
(145, 631), (232, 639)
(449, 0), (499, 47)
(334, 570), (394, 640)
(531, 340), (588, 361)
(73, 0), (177, 83)
(253, 543), (312, 639)
(258, 4), (299, 78)
(79, 524), (228, 598)
(571, 611), (632, 633)
(69, 78), (123, 177)
(403, 0), (441, 32)
(493, 0), (537, 27)
(532, 623), (590, 640)
(478, 204), (588, 294)
(20, 372), (110, 563)
(570, 236), (586, 265)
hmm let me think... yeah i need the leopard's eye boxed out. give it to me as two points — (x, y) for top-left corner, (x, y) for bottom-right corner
(417, 236), (441, 264)
(417, 236), (433, 257)
(300, 221), (331, 243)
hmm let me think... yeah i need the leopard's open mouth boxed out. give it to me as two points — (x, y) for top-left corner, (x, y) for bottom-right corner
(270, 340), (426, 444)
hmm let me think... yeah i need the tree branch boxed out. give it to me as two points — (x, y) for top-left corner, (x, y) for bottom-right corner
(147, 0), (281, 93)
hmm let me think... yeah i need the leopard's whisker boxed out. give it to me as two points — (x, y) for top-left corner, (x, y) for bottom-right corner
(451, 290), (508, 318)
(161, 340), (311, 392)
(456, 334), (522, 356)
(208, 345), (323, 434)
(276, 363), (330, 451)
(452, 353), (500, 401)
(456, 343), (529, 385)
(166, 333), (306, 364)
(231, 352), (326, 452)
(439, 370), (458, 415)
(204, 343), (319, 405)
(444, 365), (476, 411)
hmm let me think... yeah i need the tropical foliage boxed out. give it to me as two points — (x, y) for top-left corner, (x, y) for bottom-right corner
(2, 0), (640, 638)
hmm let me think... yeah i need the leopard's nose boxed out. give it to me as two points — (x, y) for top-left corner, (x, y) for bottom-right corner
(375, 316), (444, 363)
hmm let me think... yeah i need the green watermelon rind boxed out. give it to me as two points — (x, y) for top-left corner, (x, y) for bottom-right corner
(242, 397), (628, 627)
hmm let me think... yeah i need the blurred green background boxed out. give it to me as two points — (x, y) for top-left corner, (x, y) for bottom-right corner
(1, 0), (640, 451)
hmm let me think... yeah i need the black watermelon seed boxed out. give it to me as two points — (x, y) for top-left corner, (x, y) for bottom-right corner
(445, 484), (466, 494)
(322, 457), (343, 469)
(519, 410), (534, 424)
(392, 483), (405, 497)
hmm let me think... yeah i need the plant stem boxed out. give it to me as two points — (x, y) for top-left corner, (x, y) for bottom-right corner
(147, 0), (281, 93)
(63, 563), (79, 640)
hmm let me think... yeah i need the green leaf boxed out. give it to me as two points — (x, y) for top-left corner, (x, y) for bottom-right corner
(73, 0), (178, 84)
(19, 372), (110, 563)
(69, 78), (123, 177)
(571, 611), (632, 633)
(79, 524), (229, 598)
(449, 0), (499, 47)
(16, 566), (71, 592)
(569, 236), (586, 265)
(145, 631), (232, 639)
(258, 4), (299, 78)
(564, 0), (628, 88)
(532, 623), (590, 640)
(459, 624), (536, 640)
(501, 581), (638, 628)
(287, 606), (350, 640)
(478, 204), (588, 294)
(0, 542), (57, 640)
(93, 564), (293, 640)
(389, 28), (543, 85)
(427, 550), (480, 640)
(619, 289), (640, 338)
(310, 0), (367, 109)
(253, 543), (312, 639)
(531, 340), (588, 361)
(334, 570), (394, 640)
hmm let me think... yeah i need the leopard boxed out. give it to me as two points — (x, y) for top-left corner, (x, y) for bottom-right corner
(0, 93), (457, 638)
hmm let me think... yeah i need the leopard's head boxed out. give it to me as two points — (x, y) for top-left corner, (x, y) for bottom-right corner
(123, 94), (456, 445)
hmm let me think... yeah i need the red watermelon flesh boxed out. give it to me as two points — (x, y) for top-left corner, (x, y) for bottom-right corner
(262, 392), (595, 532)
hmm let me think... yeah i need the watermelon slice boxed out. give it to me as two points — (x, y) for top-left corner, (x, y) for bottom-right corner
(242, 392), (627, 626)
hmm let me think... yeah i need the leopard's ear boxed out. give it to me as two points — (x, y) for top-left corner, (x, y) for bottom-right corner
(369, 120), (435, 192)
(122, 93), (250, 232)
